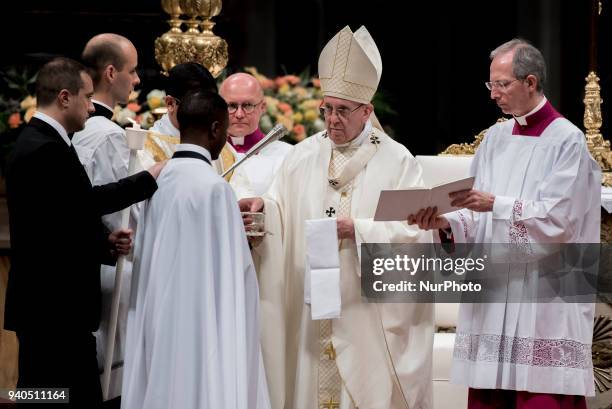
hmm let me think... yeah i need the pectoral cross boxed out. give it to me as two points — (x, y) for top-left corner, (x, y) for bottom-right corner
(321, 397), (340, 409)
(325, 207), (336, 217)
(324, 342), (336, 360)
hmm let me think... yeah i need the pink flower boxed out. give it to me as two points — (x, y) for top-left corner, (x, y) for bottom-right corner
(259, 78), (276, 90)
(275, 77), (288, 87)
(293, 124), (306, 141)
(275, 75), (301, 87)
(285, 75), (301, 85)
(277, 102), (292, 114)
(127, 102), (141, 112)
(8, 112), (22, 128)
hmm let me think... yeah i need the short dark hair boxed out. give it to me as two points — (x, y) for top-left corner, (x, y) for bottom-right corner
(36, 57), (88, 107)
(81, 40), (126, 87)
(177, 90), (227, 136)
(166, 63), (217, 101)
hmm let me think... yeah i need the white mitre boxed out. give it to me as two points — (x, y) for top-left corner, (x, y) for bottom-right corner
(318, 25), (382, 104)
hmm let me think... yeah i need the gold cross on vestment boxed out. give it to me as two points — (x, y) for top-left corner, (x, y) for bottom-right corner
(321, 397), (340, 409)
(324, 342), (336, 360)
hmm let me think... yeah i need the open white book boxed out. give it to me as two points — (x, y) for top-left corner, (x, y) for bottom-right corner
(373, 176), (475, 221)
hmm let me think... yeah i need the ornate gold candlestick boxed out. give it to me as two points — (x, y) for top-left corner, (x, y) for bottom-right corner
(584, 71), (612, 186)
(154, 0), (186, 74)
(584, 0), (612, 186)
(154, 0), (228, 77)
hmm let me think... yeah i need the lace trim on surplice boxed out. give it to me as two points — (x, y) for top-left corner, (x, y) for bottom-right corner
(454, 333), (592, 369)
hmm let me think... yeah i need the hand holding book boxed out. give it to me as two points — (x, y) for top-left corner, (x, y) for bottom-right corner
(374, 176), (476, 222)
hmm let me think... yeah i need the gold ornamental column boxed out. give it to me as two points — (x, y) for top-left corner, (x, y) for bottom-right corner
(584, 71), (612, 187)
(583, 0), (612, 187)
(584, 0), (612, 245)
(154, 0), (186, 74)
(180, 0), (228, 77)
(154, 0), (228, 77)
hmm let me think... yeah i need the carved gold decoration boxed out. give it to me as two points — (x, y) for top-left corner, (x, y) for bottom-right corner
(439, 129), (485, 156)
(584, 71), (612, 187)
(162, 0), (183, 33)
(154, 0), (186, 74)
(440, 112), (612, 241)
(154, 0), (228, 77)
(440, 118), (508, 155)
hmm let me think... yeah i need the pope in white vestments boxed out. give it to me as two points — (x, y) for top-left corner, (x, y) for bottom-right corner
(411, 39), (601, 409)
(121, 91), (270, 409)
(241, 26), (434, 409)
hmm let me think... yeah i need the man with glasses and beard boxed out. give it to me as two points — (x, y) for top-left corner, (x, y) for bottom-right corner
(239, 26), (434, 409)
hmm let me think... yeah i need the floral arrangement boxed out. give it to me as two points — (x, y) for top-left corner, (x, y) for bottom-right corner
(0, 67), (37, 135)
(2, 89), (167, 132)
(0, 67), (38, 174)
(1, 66), (396, 152)
(113, 89), (166, 129)
(113, 68), (328, 143)
(245, 67), (398, 141)
(244, 67), (326, 143)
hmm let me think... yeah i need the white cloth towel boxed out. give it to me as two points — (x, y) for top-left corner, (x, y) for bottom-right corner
(305, 218), (341, 320)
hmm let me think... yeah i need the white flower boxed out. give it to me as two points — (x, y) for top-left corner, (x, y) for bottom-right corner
(114, 107), (136, 126)
(147, 89), (166, 109)
(312, 118), (326, 132)
(259, 115), (274, 133)
(139, 111), (154, 129)
(128, 90), (140, 102)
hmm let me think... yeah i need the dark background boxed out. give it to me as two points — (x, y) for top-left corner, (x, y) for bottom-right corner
(1, 0), (609, 154)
